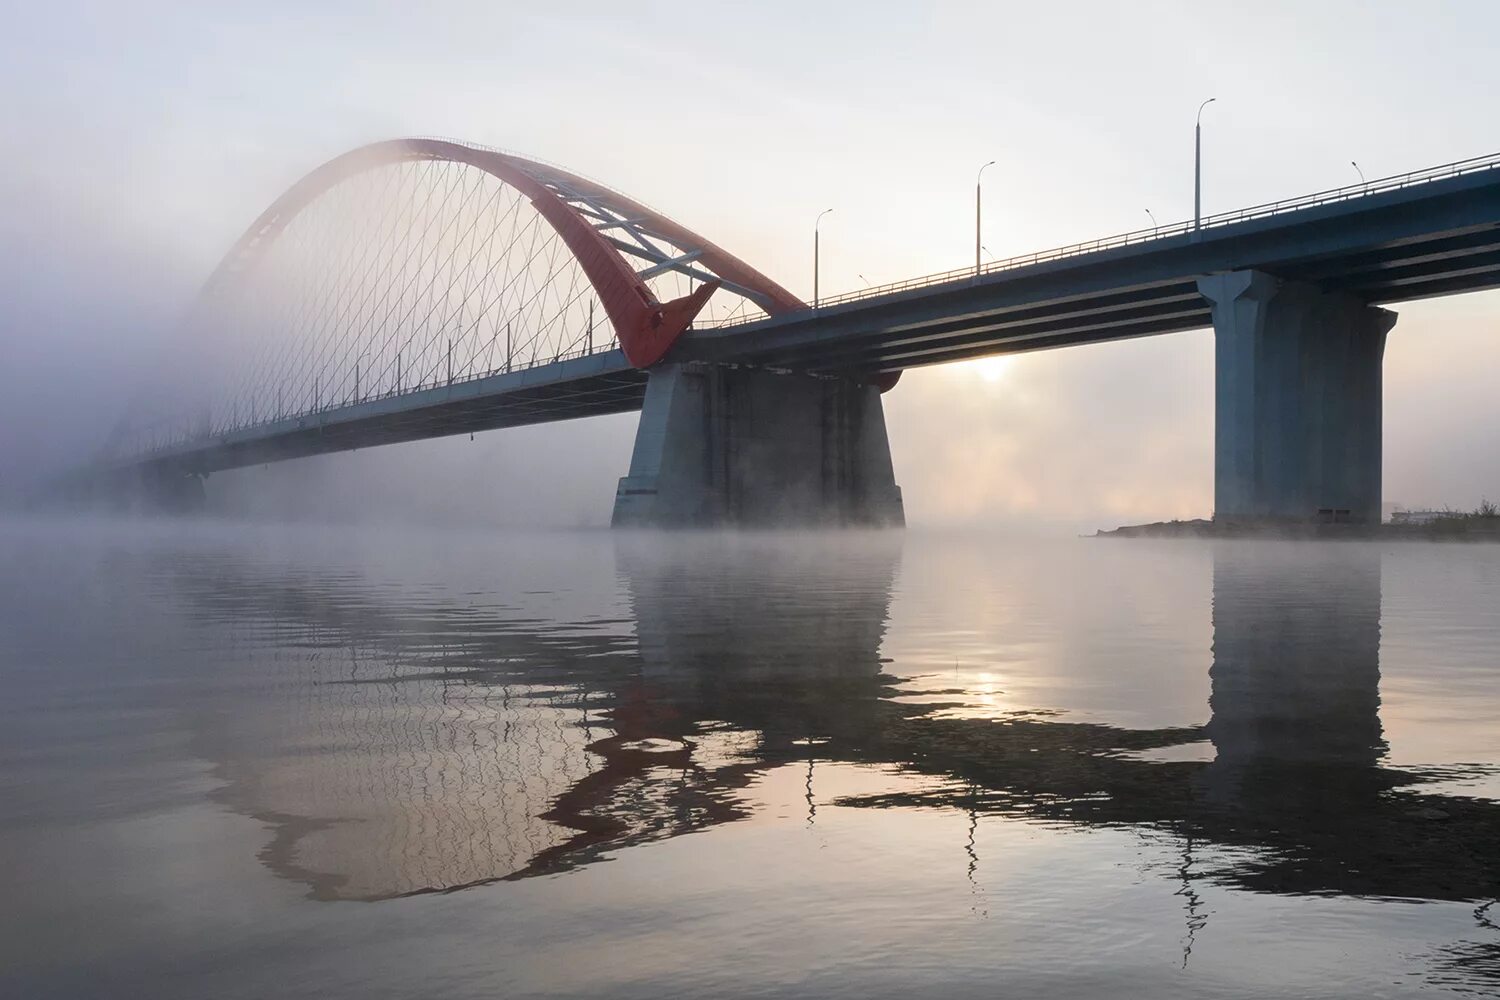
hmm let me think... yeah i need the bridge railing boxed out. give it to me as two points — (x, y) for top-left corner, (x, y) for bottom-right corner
(114, 337), (623, 463)
(698, 149), (1500, 327)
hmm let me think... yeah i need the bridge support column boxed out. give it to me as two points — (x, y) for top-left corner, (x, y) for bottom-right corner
(612, 363), (903, 528)
(126, 467), (207, 515)
(1198, 270), (1395, 525)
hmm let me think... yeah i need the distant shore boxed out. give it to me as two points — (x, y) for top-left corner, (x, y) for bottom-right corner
(1098, 515), (1500, 541)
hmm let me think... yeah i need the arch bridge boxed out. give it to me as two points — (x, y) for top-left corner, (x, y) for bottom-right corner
(70, 137), (1500, 526)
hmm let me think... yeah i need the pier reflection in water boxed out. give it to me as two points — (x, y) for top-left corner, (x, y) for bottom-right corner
(161, 533), (904, 897)
(4, 523), (1500, 997)
(164, 536), (1500, 904)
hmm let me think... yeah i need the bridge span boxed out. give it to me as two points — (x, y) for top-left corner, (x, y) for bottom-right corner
(67, 140), (1500, 526)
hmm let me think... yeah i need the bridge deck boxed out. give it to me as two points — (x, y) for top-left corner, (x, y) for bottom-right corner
(683, 159), (1500, 374)
(125, 351), (645, 476)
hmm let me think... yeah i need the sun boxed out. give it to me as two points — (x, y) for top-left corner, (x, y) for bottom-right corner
(965, 355), (1013, 384)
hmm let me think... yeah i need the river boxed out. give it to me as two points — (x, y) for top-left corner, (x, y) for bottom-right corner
(3, 518), (1498, 997)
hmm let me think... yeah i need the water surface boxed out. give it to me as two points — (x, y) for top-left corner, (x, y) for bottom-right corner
(3, 519), (1499, 997)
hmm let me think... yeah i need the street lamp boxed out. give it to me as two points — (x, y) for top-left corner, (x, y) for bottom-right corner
(1145, 208), (1159, 230)
(1195, 97), (1216, 231)
(976, 159), (996, 276)
(1351, 160), (1367, 188)
(814, 207), (833, 308)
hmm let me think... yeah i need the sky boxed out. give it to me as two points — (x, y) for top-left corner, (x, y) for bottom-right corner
(1, 1), (1498, 528)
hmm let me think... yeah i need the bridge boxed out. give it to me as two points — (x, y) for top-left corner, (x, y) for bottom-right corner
(64, 137), (1500, 526)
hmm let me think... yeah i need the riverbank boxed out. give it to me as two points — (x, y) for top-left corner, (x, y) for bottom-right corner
(1098, 516), (1500, 541)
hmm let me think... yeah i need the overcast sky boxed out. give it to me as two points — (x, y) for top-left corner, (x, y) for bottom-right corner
(2, 1), (1498, 528)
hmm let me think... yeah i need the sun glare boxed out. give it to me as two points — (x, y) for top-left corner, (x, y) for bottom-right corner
(966, 356), (1012, 383)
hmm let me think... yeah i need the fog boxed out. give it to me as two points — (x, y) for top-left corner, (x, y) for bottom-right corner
(3, 1), (1499, 528)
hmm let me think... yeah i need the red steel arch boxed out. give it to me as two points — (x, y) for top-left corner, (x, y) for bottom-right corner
(198, 137), (806, 368)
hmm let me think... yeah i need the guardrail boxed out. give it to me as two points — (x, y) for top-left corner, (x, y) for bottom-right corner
(700, 149), (1500, 327)
(113, 339), (625, 462)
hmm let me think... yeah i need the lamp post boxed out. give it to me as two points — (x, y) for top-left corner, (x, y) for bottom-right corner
(1195, 98), (1216, 231)
(814, 208), (833, 308)
(976, 160), (996, 276)
(1352, 160), (1367, 188)
(1145, 208), (1158, 230)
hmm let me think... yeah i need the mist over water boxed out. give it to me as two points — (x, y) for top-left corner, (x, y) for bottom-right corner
(9, 6), (1500, 997)
(3, 517), (1499, 997)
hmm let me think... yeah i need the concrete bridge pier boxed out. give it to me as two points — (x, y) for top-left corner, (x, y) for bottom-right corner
(1198, 270), (1396, 525)
(612, 363), (903, 528)
(126, 466), (207, 515)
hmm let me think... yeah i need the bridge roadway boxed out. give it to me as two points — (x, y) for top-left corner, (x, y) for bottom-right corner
(687, 154), (1500, 373)
(113, 150), (1500, 483)
(122, 349), (648, 476)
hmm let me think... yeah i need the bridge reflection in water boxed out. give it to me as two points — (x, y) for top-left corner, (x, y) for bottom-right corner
(158, 538), (1500, 954)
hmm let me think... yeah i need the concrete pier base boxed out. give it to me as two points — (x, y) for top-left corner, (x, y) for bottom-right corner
(1198, 270), (1395, 525)
(128, 467), (207, 515)
(612, 363), (903, 528)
